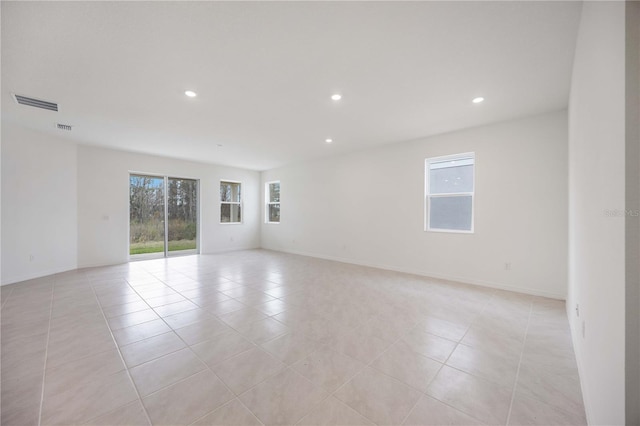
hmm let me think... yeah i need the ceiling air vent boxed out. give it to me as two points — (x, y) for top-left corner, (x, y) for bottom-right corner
(56, 123), (72, 131)
(13, 94), (58, 112)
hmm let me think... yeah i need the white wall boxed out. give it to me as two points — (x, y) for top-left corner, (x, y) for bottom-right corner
(567, 2), (626, 424)
(261, 111), (568, 299)
(77, 145), (261, 268)
(1, 123), (261, 283)
(1, 124), (78, 284)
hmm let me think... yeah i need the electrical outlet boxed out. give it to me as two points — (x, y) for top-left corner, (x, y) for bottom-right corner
(29, 254), (35, 262)
(504, 262), (511, 271)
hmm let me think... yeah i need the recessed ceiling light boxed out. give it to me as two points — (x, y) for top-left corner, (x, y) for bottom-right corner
(331, 94), (342, 101)
(185, 90), (197, 98)
(325, 138), (333, 143)
(472, 97), (485, 104)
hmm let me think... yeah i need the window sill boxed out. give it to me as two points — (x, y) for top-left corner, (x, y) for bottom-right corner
(425, 228), (474, 234)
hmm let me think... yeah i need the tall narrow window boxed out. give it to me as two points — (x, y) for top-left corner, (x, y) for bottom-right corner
(220, 181), (242, 223)
(425, 153), (475, 232)
(266, 181), (280, 223)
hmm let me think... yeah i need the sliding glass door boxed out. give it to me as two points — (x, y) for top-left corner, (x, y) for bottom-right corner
(130, 175), (166, 257)
(167, 178), (198, 254)
(129, 174), (198, 258)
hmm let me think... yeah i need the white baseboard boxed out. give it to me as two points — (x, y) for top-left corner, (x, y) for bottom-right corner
(261, 246), (566, 300)
(4, 246), (565, 301)
(74, 245), (260, 271)
(201, 245), (261, 255)
(1, 263), (78, 286)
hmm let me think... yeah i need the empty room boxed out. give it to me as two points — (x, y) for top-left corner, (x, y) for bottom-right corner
(1, 1), (638, 425)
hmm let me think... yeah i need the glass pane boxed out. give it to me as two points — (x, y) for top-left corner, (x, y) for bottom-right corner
(231, 204), (241, 222)
(221, 204), (230, 222)
(129, 175), (165, 255)
(268, 204), (280, 222)
(269, 182), (280, 203)
(429, 195), (473, 231)
(221, 203), (241, 223)
(429, 161), (474, 194)
(167, 178), (197, 253)
(220, 182), (241, 202)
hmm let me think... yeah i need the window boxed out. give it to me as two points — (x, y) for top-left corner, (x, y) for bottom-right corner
(266, 181), (280, 223)
(425, 153), (475, 232)
(220, 181), (241, 223)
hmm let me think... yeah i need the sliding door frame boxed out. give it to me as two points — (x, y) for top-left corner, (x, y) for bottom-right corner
(129, 171), (200, 259)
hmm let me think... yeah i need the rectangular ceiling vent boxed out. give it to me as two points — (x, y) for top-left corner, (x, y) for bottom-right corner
(13, 94), (58, 112)
(56, 123), (72, 131)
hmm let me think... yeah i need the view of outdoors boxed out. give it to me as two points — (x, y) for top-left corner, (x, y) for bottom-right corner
(129, 175), (198, 255)
(268, 181), (280, 222)
(220, 181), (241, 223)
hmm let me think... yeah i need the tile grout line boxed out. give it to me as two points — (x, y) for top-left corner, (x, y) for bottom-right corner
(9, 255), (575, 426)
(317, 318), (408, 426)
(398, 383), (428, 426)
(124, 269), (266, 425)
(380, 313), (471, 410)
(187, 398), (264, 426)
(412, 291), (515, 426)
(215, 315), (334, 425)
(420, 362), (505, 424)
(410, 292), (495, 423)
(398, 311), (467, 425)
(289, 363), (350, 426)
(505, 300), (534, 425)
(1, 286), (15, 311)
(36, 280), (55, 426)
(449, 289), (495, 356)
(170, 278), (272, 426)
(88, 274), (155, 426)
(429, 290), (495, 372)
(200, 306), (381, 424)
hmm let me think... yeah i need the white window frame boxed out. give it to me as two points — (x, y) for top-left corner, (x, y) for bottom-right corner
(220, 180), (242, 224)
(265, 181), (281, 224)
(424, 152), (475, 233)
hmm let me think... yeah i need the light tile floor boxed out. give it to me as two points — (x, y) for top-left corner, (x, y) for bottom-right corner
(1, 250), (587, 425)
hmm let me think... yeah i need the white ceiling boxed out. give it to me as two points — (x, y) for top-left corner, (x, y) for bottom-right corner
(2, 1), (582, 171)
